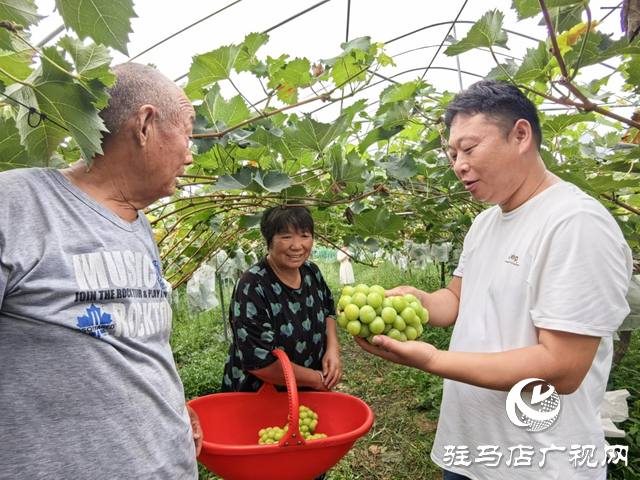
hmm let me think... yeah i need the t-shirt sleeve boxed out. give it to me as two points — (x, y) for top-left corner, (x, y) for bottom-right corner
(230, 275), (278, 370)
(453, 249), (465, 278)
(529, 211), (632, 337)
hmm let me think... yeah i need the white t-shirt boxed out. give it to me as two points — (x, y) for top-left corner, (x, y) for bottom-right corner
(431, 182), (633, 480)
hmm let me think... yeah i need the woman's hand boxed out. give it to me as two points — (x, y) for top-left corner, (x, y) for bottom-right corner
(314, 371), (331, 392)
(321, 346), (343, 390)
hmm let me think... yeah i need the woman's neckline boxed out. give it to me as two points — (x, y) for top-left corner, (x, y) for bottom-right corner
(265, 255), (302, 289)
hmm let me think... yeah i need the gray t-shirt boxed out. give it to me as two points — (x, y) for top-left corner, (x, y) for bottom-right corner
(0, 168), (197, 480)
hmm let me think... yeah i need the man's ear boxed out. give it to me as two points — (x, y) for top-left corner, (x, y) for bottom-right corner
(134, 105), (157, 147)
(513, 118), (534, 154)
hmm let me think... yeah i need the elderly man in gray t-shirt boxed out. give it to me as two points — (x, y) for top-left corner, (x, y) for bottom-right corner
(0, 63), (200, 479)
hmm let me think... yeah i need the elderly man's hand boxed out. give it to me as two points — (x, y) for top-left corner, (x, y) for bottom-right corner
(352, 335), (440, 372)
(186, 404), (203, 457)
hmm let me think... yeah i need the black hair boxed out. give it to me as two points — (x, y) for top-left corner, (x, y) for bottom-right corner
(444, 79), (542, 150)
(260, 206), (314, 248)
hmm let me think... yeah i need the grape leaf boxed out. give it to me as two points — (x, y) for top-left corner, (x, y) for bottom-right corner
(331, 148), (366, 183)
(0, 28), (34, 87)
(185, 44), (242, 99)
(382, 101), (412, 129)
(540, 4), (584, 33)
(57, 36), (115, 109)
(322, 36), (371, 67)
(196, 84), (251, 132)
(330, 55), (367, 88)
(0, 0), (43, 27)
(284, 115), (348, 152)
(514, 42), (551, 83)
(57, 36), (115, 86)
(55, 0), (136, 55)
(354, 208), (404, 240)
(358, 126), (403, 153)
(0, 115), (34, 169)
(444, 10), (509, 56)
(213, 167), (292, 193)
(542, 112), (595, 136)
(376, 154), (417, 181)
(267, 57), (312, 105)
(235, 32), (269, 73)
(511, 0), (582, 20)
(8, 47), (107, 164)
(381, 81), (418, 104)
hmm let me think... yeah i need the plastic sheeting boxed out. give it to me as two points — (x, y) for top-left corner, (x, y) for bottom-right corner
(186, 264), (219, 316)
(619, 274), (640, 331)
(601, 390), (630, 438)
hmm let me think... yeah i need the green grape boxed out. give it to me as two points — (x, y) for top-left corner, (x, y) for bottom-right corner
(392, 316), (406, 331)
(366, 292), (382, 308)
(404, 325), (418, 340)
(409, 301), (423, 316)
(387, 328), (401, 341)
(357, 323), (371, 338)
(351, 292), (367, 308)
(403, 293), (418, 304)
(338, 295), (351, 310)
(381, 307), (397, 324)
(400, 307), (416, 324)
(391, 296), (406, 313)
(358, 305), (376, 324)
(369, 317), (385, 334)
(342, 285), (355, 296)
(344, 304), (360, 321)
(369, 285), (386, 297)
(347, 320), (362, 336)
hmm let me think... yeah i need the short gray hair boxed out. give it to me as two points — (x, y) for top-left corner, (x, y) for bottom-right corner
(99, 63), (182, 138)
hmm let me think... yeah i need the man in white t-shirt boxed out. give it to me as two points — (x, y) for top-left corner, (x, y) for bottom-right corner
(354, 80), (633, 480)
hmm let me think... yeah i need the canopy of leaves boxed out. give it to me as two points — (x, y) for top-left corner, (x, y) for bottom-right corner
(0, 2), (638, 287)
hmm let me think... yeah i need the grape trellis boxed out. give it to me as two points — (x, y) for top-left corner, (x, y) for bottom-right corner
(0, 0), (638, 290)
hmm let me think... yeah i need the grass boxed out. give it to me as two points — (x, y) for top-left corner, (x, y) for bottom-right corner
(170, 257), (640, 480)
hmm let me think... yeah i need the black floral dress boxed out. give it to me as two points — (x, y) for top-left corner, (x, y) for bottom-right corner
(222, 258), (336, 392)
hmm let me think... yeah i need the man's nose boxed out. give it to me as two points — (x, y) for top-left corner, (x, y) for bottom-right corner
(453, 156), (469, 178)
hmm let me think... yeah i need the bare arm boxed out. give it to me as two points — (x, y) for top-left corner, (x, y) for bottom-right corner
(354, 328), (601, 395)
(322, 317), (342, 389)
(249, 360), (328, 391)
(386, 275), (462, 328)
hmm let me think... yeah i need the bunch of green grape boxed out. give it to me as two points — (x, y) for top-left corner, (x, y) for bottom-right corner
(337, 284), (429, 343)
(258, 405), (328, 444)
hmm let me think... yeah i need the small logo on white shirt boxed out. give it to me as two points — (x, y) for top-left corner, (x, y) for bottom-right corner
(505, 254), (519, 266)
